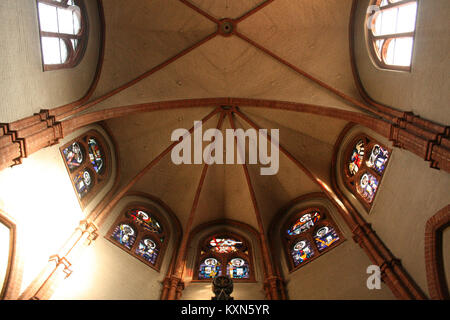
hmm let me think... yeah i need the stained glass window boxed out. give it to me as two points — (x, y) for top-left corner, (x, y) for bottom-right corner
(291, 240), (314, 266)
(208, 237), (243, 253)
(126, 209), (163, 234)
(199, 258), (221, 279)
(135, 238), (159, 265)
(287, 211), (321, 235)
(63, 142), (84, 171)
(226, 258), (250, 279)
(314, 226), (340, 252)
(36, 0), (88, 71)
(108, 204), (168, 271)
(348, 140), (365, 176)
(284, 207), (343, 271)
(357, 173), (379, 203)
(60, 130), (110, 208)
(112, 224), (136, 250)
(88, 138), (104, 173)
(344, 135), (390, 210)
(366, 144), (389, 174)
(195, 233), (254, 281)
(366, 0), (418, 71)
(73, 169), (92, 199)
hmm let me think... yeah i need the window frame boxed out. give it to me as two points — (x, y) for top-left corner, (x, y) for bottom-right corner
(282, 206), (345, 273)
(106, 203), (170, 272)
(342, 134), (391, 211)
(366, 0), (418, 71)
(36, 0), (89, 71)
(0, 211), (17, 300)
(59, 129), (111, 209)
(192, 232), (256, 282)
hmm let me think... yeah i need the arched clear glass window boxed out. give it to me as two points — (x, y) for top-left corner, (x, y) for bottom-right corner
(283, 207), (344, 271)
(36, 0), (88, 71)
(366, 0), (418, 71)
(194, 233), (255, 281)
(343, 135), (391, 210)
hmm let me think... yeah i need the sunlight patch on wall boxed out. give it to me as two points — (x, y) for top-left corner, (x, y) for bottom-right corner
(50, 244), (96, 300)
(0, 146), (84, 294)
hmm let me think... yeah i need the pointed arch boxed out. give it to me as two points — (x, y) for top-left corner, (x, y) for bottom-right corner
(0, 210), (21, 300)
(425, 205), (450, 300)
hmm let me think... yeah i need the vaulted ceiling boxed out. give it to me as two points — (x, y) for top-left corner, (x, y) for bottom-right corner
(93, 0), (364, 232)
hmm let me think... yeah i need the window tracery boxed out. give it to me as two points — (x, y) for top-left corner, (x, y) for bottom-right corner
(194, 233), (254, 281)
(60, 130), (110, 208)
(366, 0), (418, 71)
(107, 205), (169, 271)
(283, 207), (344, 271)
(343, 135), (391, 210)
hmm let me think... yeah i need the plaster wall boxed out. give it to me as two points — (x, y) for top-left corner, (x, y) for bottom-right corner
(0, 0), (101, 123)
(51, 195), (178, 300)
(353, 0), (450, 125)
(0, 124), (116, 296)
(87, 0), (362, 115)
(336, 125), (450, 298)
(271, 194), (395, 299)
(181, 223), (266, 300)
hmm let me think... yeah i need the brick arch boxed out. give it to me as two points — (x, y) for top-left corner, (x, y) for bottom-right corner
(61, 98), (390, 138)
(425, 205), (450, 300)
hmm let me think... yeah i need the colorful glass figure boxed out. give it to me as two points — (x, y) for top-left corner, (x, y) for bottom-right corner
(73, 169), (92, 198)
(357, 172), (379, 203)
(63, 142), (84, 171)
(226, 258), (250, 279)
(135, 238), (158, 265)
(208, 238), (243, 254)
(199, 257), (221, 279)
(348, 140), (365, 176)
(127, 209), (163, 234)
(314, 226), (340, 251)
(291, 240), (314, 266)
(88, 138), (104, 173)
(366, 144), (389, 174)
(112, 224), (136, 250)
(287, 211), (321, 235)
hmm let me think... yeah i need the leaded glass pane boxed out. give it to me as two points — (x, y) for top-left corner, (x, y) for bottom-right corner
(63, 142), (84, 171)
(135, 238), (158, 265)
(314, 226), (340, 251)
(349, 140), (365, 176)
(226, 258), (250, 279)
(126, 209), (163, 234)
(366, 144), (389, 174)
(38, 3), (58, 33)
(88, 138), (104, 173)
(287, 211), (321, 236)
(291, 240), (314, 266)
(199, 258), (221, 279)
(112, 224), (136, 250)
(357, 172), (379, 203)
(73, 169), (92, 198)
(208, 237), (243, 253)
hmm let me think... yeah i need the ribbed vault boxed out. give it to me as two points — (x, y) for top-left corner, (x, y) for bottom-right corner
(75, 0), (367, 238)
